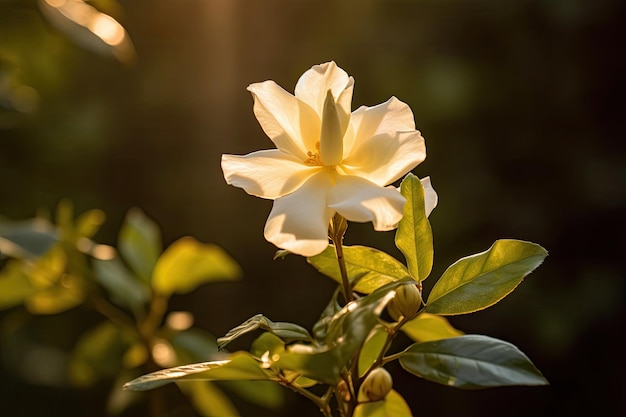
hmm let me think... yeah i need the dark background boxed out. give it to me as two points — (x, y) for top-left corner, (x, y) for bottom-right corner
(1, 0), (624, 416)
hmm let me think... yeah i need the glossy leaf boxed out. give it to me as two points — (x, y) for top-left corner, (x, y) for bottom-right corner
(358, 325), (388, 376)
(178, 381), (241, 417)
(426, 240), (547, 315)
(398, 335), (549, 389)
(276, 281), (401, 383)
(93, 256), (149, 311)
(152, 237), (241, 295)
(400, 313), (463, 343)
(217, 314), (311, 350)
(395, 173), (434, 281)
(354, 389), (412, 417)
(312, 288), (342, 341)
(118, 208), (162, 283)
(308, 245), (410, 293)
(123, 352), (272, 391)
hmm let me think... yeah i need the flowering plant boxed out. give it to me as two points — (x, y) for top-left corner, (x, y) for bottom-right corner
(124, 62), (548, 417)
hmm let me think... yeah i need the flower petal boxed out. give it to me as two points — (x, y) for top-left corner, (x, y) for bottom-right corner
(342, 131), (426, 186)
(294, 61), (354, 127)
(222, 150), (320, 199)
(345, 97), (416, 155)
(247, 81), (320, 160)
(421, 176), (438, 217)
(328, 175), (406, 231)
(264, 172), (334, 256)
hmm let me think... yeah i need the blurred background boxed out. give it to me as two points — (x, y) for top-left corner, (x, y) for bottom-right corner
(1, 0), (624, 416)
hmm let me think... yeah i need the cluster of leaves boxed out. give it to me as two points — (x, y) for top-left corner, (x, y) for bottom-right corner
(124, 174), (549, 417)
(0, 201), (282, 416)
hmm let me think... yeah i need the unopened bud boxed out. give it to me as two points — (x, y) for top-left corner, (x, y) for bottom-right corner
(362, 367), (393, 402)
(337, 379), (351, 402)
(387, 284), (422, 320)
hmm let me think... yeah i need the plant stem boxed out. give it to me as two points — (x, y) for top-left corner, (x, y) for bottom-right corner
(329, 214), (351, 303)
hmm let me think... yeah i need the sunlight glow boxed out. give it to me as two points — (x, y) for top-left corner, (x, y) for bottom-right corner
(166, 311), (194, 331)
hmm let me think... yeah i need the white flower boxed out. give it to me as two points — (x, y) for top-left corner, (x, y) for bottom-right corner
(222, 62), (433, 257)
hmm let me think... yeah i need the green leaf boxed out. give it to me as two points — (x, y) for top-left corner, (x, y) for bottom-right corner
(398, 335), (549, 389)
(354, 390), (412, 417)
(178, 381), (240, 417)
(218, 380), (284, 411)
(312, 288), (342, 341)
(170, 328), (219, 363)
(123, 352), (273, 391)
(93, 256), (149, 311)
(69, 321), (135, 387)
(74, 209), (106, 239)
(308, 245), (410, 293)
(358, 325), (388, 376)
(0, 219), (58, 258)
(118, 208), (162, 283)
(426, 239), (547, 315)
(400, 313), (464, 343)
(152, 237), (241, 295)
(217, 314), (311, 350)
(395, 173), (434, 281)
(275, 281), (403, 384)
(0, 261), (37, 309)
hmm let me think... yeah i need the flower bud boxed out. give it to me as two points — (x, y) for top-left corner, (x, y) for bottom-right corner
(387, 284), (422, 320)
(362, 367), (393, 402)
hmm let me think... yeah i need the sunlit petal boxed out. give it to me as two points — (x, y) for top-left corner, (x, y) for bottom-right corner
(294, 61), (354, 126)
(264, 172), (334, 256)
(421, 176), (438, 217)
(328, 176), (406, 231)
(222, 150), (320, 199)
(342, 131), (426, 186)
(247, 81), (320, 160)
(346, 97), (416, 155)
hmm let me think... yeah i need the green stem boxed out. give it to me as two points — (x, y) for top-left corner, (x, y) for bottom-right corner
(329, 214), (351, 303)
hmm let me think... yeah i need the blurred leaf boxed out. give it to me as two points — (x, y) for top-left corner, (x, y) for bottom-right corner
(74, 208), (106, 239)
(426, 240), (548, 315)
(0, 218), (58, 258)
(0, 260), (37, 309)
(178, 381), (240, 417)
(217, 314), (311, 350)
(38, 0), (136, 63)
(354, 390), (412, 417)
(398, 335), (549, 389)
(170, 328), (219, 363)
(26, 274), (85, 315)
(93, 256), (149, 311)
(69, 321), (135, 387)
(358, 325), (387, 376)
(123, 352), (273, 391)
(106, 370), (143, 416)
(218, 380), (284, 411)
(400, 313), (464, 343)
(395, 173), (434, 281)
(152, 237), (241, 295)
(118, 208), (162, 283)
(308, 245), (410, 293)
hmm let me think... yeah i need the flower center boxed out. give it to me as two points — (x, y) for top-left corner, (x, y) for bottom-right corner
(304, 141), (323, 166)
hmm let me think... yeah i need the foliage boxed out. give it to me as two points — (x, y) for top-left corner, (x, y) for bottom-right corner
(0, 201), (285, 416)
(123, 173), (548, 417)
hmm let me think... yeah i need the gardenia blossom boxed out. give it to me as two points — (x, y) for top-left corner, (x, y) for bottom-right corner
(222, 62), (436, 257)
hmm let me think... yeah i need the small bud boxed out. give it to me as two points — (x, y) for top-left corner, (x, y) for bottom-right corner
(362, 367), (393, 402)
(319, 89), (344, 166)
(387, 284), (422, 320)
(337, 379), (351, 402)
